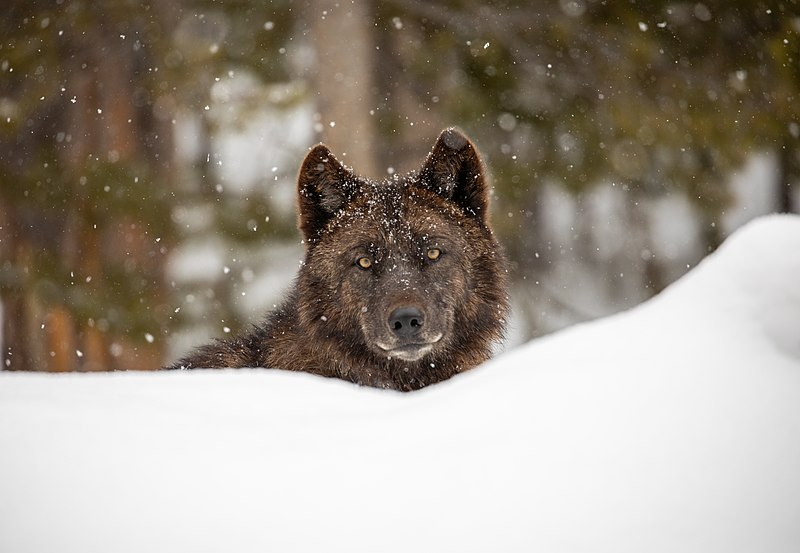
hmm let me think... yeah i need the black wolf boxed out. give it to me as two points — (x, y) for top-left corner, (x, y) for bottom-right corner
(166, 128), (509, 391)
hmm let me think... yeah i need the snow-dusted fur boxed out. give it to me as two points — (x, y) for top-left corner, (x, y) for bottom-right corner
(165, 129), (509, 390)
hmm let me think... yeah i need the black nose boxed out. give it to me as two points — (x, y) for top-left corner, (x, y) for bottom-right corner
(388, 306), (424, 339)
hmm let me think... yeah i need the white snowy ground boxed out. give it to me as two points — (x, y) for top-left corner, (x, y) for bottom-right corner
(1, 215), (799, 553)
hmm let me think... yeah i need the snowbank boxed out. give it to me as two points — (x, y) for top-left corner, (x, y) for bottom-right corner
(1, 214), (799, 553)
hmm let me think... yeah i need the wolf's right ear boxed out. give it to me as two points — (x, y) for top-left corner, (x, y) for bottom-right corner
(297, 144), (358, 244)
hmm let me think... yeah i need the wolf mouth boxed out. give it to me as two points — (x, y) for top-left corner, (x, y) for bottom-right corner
(381, 344), (434, 361)
(376, 335), (442, 361)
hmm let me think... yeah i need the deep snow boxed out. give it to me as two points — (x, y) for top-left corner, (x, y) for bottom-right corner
(1, 214), (799, 553)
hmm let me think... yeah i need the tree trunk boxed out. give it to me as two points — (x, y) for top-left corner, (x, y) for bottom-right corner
(309, 0), (379, 178)
(778, 138), (798, 214)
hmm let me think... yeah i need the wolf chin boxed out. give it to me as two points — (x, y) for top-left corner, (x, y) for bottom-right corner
(166, 128), (509, 391)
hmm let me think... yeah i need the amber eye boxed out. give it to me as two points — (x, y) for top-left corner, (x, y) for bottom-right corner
(356, 256), (372, 269)
(426, 248), (441, 261)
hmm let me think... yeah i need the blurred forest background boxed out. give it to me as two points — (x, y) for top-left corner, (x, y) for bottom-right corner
(1, 0), (798, 371)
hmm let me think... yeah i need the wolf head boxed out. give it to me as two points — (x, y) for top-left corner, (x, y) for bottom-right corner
(294, 128), (508, 387)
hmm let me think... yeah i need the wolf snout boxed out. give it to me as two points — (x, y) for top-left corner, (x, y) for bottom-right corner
(388, 306), (424, 339)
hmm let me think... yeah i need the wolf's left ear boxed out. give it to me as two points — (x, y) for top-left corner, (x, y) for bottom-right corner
(297, 144), (358, 243)
(418, 128), (489, 222)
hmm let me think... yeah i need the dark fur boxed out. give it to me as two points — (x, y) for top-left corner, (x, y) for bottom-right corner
(165, 129), (509, 391)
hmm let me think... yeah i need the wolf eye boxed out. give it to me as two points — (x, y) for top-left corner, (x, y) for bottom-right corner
(426, 248), (442, 261)
(356, 256), (372, 269)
